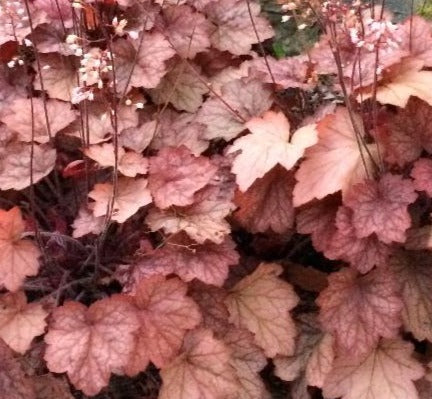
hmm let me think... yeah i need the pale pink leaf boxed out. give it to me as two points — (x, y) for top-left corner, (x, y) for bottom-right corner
(0, 143), (56, 191)
(205, 0), (274, 55)
(146, 186), (235, 244)
(322, 339), (424, 399)
(125, 276), (201, 376)
(0, 292), (47, 354)
(71, 206), (104, 238)
(225, 263), (299, 358)
(113, 34), (175, 92)
(162, 5), (212, 58)
(89, 178), (152, 223)
(158, 328), (239, 399)
(150, 110), (209, 155)
(228, 111), (317, 191)
(148, 146), (217, 209)
(196, 78), (273, 141)
(44, 296), (140, 396)
(1, 98), (76, 143)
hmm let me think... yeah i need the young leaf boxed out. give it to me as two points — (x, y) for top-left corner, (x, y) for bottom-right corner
(390, 250), (432, 342)
(71, 206), (104, 238)
(89, 177), (152, 223)
(228, 111), (317, 192)
(158, 328), (239, 399)
(317, 268), (402, 358)
(344, 174), (417, 244)
(233, 165), (295, 234)
(293, 108), (376, 207)
(125, 276), (201, 376)
(44, 296), (140, 396)
(148, 146), (217, 209)
(225, 263), (299, 357)
(0, 207), (41, 292)
(0, 292), (47, 354)
(322, 339), (424, 399)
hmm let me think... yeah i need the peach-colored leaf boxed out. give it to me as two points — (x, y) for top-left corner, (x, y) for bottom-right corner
(89, 177), (152, 223)
(390, 250), (432, 341)
(1, 98), (76, 143)
(71, 206), (104, 238)
(84, 143), (148, 177)
(225, 263), (299, 357)
(44, 296), (140, 396)
(0, 292), (47, 354)
(158, 328), (239, 399)
(0, 339), (36, 399)
(0, 207), (41, 292)
(358, 59), (432, 108)
(293, 107), (376, 207)
(317, 268), (402, 358)
(125, 276), (201, 376)
(148, 146), (217, 209)
(322, 339), (424, 399)
(229, 111), (317, 191)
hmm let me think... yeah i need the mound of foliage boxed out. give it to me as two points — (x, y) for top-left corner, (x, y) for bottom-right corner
(1, 0), (432, 398)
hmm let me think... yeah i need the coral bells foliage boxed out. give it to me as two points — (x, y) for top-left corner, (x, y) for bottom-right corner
(3, 1), (432, 399)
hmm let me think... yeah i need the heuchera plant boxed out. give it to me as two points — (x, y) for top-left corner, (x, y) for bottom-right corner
(1, 0), (432, 398)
